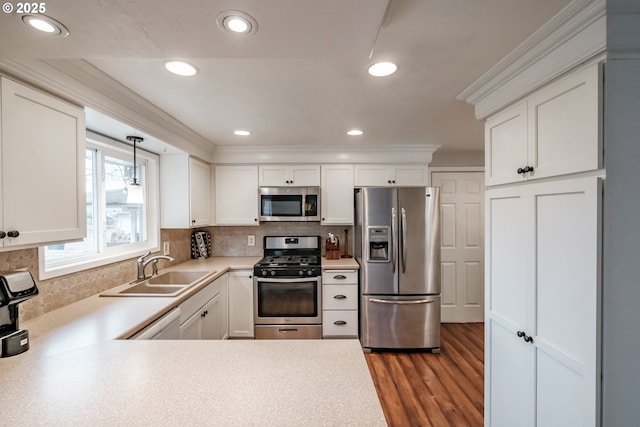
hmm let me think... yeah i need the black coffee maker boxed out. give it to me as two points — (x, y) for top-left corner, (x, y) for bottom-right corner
(0, 271), (39, 357)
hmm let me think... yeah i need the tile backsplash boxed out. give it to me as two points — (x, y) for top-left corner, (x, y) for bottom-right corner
(1, 225), (353, 321)
(211, 223), (353, 258)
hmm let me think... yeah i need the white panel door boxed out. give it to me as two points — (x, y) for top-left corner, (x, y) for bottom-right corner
(528, 63), (601, 179)
(485, 101), (528, 186)
(214, 166), (259, 225)
(485, 177), (601, 427)
(432, 172), (484, 322)
(531, 177), (600, 427)
(189, 158), (210, 227)
(228, 270), (254, 338)
(1, 78), (85, 247)
(321, 165), (354, 225)
(485, 186), (534, 427)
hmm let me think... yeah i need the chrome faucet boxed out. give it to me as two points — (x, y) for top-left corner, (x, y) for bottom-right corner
(136, 251), (175, 281)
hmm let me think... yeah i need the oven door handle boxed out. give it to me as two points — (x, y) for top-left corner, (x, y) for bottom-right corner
(255, 277), (320, 283)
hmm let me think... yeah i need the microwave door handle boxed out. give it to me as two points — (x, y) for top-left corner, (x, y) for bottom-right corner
(391, 207), (396, 273)
(401, 207), (407, 274)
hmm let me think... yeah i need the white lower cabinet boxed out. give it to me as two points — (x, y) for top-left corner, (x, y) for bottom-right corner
(322, 270), (358, 338)
(228, 270), (254, 338)
(179, 275), (228, 340)
(485, 176), (601, 427)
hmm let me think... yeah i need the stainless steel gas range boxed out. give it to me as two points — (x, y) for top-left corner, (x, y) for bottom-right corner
(253, 236), (322, 339)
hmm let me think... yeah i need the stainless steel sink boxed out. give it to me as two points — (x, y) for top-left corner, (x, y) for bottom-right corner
(147, 271), (210, 285)
(100, 270), (215, 297)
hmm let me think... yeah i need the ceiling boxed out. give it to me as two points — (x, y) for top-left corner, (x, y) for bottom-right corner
(0, 0), (572, 156)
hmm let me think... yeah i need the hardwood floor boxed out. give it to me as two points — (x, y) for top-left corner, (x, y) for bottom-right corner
(365, 323), (484, 427)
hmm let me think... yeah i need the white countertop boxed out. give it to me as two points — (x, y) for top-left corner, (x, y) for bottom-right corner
(0, 257), (383, 426)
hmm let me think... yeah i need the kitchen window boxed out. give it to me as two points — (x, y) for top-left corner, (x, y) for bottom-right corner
(38, 132), (159, 279)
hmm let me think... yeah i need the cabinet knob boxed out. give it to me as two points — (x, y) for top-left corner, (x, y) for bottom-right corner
(516, 330), (534, 343)
(524, 166), (534, 173)
(517, 167), (524, 174)
(7, 230), (19, 238)
(192, 219), (196, 223)
(0, 231), (5, 239)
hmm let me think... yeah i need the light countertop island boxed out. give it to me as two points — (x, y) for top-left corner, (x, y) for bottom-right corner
(1, 256), (384, 426)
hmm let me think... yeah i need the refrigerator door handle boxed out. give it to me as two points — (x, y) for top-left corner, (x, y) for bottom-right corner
(401, 207), (407, 273)
(391, 207), (397, 273)
(369, 298), (436, 305)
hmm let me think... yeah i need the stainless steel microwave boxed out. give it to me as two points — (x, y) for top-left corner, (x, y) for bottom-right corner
(258, 187), (320, 222)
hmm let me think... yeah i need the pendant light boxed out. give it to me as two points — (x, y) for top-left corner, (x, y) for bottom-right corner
(126, 136), (144, 204)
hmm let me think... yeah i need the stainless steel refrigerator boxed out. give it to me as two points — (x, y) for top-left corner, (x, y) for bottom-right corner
(355, 187), (441, 351)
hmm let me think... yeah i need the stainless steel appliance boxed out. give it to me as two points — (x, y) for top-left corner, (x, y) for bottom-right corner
(259, 187), (320, 222)
(0, 271), (39, 357)
(254, 236), (322, 339)
(355, 187), (441, 351)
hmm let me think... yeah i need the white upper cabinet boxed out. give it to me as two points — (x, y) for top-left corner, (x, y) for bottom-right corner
(354, 164), (428, 187)
(485, 62), (602, 186)
(214, 165), (259, 225)
(258, 165), (320, 186)
(0, 77), (86, 250)
(485, 101), (529, 186)
(320, 165), (354, 225)
(160, 155), (210, 228)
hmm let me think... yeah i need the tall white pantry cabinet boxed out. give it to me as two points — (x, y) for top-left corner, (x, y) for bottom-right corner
(484, 59), (603, 427)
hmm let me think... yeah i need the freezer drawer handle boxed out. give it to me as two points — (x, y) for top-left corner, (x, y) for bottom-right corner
(369, 298), (435, 305)
(333, 294), (347, 299)
(333, 275), (347, 280)
(333, 320), (347, 326)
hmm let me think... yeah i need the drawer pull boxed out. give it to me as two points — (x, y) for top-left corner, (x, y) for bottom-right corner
(333, 320), (347, 326)
(333, 275), (347, 280)
(278, 328), (299, 333)
(333, 294), (347, 299)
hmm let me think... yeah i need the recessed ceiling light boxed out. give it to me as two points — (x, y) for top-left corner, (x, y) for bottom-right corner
(347, 129), (364, 136)
(164, 61), (198, 77)
(234, 130), (251, 136)
(22, 14), (69, 37)
(217, 10), (258, 35)
(368, 61), (397, 77)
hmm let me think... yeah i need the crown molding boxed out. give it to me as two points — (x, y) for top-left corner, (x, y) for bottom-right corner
(457, 0), (606, 119)
(0, 58), (214, 160)
(211, 144), (439, 165)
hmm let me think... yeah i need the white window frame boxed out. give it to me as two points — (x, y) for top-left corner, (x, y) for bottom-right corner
(38, 131), (160, 280)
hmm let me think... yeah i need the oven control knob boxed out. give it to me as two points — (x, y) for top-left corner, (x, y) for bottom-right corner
(270, 270), (276, 276)
(307, 270), (313, 276)
(261, 270), (267, 277)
